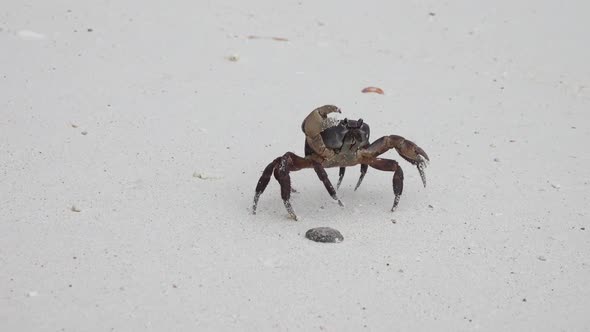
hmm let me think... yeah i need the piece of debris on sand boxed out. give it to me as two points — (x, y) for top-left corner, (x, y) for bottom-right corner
(305, 227), (344, 243)
(361, 87), (385, 94)
(193, 172), (223, 180)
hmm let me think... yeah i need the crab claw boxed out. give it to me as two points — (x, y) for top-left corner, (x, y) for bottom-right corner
(398, 140), (429, 187)
(316, 105), (341, 116)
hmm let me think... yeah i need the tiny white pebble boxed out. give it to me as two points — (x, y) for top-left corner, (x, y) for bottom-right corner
(227, 54), (240, 62)
(493, 157), (500, 162)
(18, 30), (45, 40)
(537, 256), (547, 261)
(551, 183), (561, 189)
(27, 291), (38, 297)
(193, 171), (222, 180)
(193, 172), (208, 179)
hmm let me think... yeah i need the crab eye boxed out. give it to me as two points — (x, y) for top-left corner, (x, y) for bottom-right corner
(342, 118), (348, 125)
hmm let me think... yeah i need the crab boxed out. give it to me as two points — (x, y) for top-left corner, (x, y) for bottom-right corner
(252, 105), (429, 220)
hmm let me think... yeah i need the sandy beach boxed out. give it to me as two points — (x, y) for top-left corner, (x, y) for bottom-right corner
(1, 0), (589, 330)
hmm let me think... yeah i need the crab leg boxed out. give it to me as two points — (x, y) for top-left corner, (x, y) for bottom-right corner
(354, 164), (369, 191)
(369, 158), (404, 211)
(337, 164), (369, 191)
(254, 152), (343, 220)
(273, 165), (298, 220)
(336, 167), (346, 189)
(253, 157), (281, 214)
(313, 164), (344, 207)
(360, 135), (429, 187)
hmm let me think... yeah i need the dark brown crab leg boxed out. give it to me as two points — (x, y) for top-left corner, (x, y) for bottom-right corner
(360, 135), (429, 187)
(313, 163), (344, 207)
(253, 152), (342, 220)
(354, 164), (369, 191)
(273, 165), (297, 219)
(253, 157), (280, 215)
(336, 167), (346, 189)
(337, 164), (368, 191)
(336, 164), (369, 191)
(369, 158), (404, 211)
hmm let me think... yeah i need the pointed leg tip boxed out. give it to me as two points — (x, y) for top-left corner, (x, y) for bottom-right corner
(284, 200), (298, 221)
(333, 197), (344, 206)
(391, 195), (401, 212)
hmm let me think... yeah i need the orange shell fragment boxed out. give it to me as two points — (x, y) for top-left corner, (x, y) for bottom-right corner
(361, 87), (384, 94)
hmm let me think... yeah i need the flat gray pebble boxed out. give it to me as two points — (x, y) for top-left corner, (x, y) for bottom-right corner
(305, 227), (343, 243)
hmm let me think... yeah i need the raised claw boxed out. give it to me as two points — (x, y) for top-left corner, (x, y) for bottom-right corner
(399, 140), (429, 163)
(397, 140), (429, 187)
(317, 105), (341, 116)
(302, 105), (341, 160)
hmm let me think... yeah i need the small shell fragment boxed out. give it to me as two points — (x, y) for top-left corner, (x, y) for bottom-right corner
(26, 291), (39, 297)
(247, 35), (289, 42)
(361, 87), (384, 95)
(17, 30), (46, 40)
(227, 54), (240, 62)
(193, 171), (223, 180)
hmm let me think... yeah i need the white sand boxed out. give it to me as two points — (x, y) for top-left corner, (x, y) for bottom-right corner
(1, 0), (589, 330)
